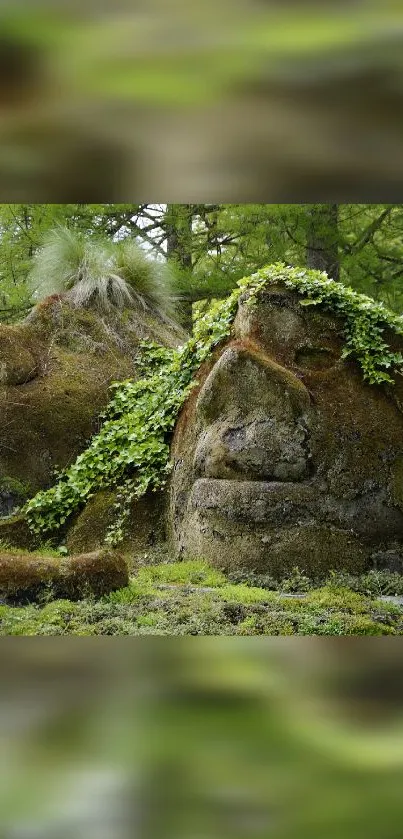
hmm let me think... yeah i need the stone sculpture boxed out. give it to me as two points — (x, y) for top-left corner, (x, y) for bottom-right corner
(170, 284), (403, 575)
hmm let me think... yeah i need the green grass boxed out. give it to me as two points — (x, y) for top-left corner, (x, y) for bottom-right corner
(0, 542), (66, 559)
(0, 558), (402, 636)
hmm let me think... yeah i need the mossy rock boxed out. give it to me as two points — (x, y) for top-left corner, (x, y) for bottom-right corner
(0, 514), (39, 551)
(0, 548), (128, 604)
(66, 488), (167, 555)
(65, 491), (118, 553)
(0, 296), (185, 511)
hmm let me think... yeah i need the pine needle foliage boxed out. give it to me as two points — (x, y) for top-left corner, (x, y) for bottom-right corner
(28, 226), (176, 318)
(25, 264), (403, 544)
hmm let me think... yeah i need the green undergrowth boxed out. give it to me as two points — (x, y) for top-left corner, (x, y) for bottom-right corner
(24, 263), (403, 544)
(227, 566), (403, 597)
(1, 558), (403, 636)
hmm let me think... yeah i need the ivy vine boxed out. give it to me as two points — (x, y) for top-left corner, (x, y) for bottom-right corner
(25, 263), (403, 544)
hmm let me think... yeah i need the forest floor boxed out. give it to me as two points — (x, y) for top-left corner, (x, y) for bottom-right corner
(1, 548), (403, 635)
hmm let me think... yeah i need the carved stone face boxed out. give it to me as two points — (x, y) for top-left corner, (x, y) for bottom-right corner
(170, 287), (403, 576)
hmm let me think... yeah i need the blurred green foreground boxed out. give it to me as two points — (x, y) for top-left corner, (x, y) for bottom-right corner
(1, 581), (403, 837)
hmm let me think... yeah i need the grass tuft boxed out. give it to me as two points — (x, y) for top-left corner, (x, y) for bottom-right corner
(28, 226), (176, 318)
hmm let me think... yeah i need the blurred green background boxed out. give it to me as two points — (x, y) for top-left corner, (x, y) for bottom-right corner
(0, 2), (402, 198)
(1, 640), (403, 838)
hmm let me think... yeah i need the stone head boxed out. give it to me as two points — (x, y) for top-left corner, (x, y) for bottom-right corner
(170, 285), (403, 576)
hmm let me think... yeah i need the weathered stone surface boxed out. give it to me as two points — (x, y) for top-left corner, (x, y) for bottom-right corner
(193, 346), (313, 482)
(170, 286), (403, 576)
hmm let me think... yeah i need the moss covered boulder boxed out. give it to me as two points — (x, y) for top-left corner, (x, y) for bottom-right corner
(0, 547), (128, 604)
(0, 295), (184, 514)
(170, 285), (403, 576)
(66, 488), (166, 555)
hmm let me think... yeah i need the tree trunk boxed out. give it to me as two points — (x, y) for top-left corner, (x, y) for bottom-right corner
(306, 204), (340, 280)
(165, 204), (194, 331)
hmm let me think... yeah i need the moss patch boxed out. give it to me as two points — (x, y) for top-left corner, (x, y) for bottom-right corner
(0, 324), (39, 385)
(66, 490), (118, 553)
(0, 320), (136, 493)
(390, 455), (403, 511)
(263, 525), (369, 578)
(66, 488), (166, 554)
(0, 514), (39, 551)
